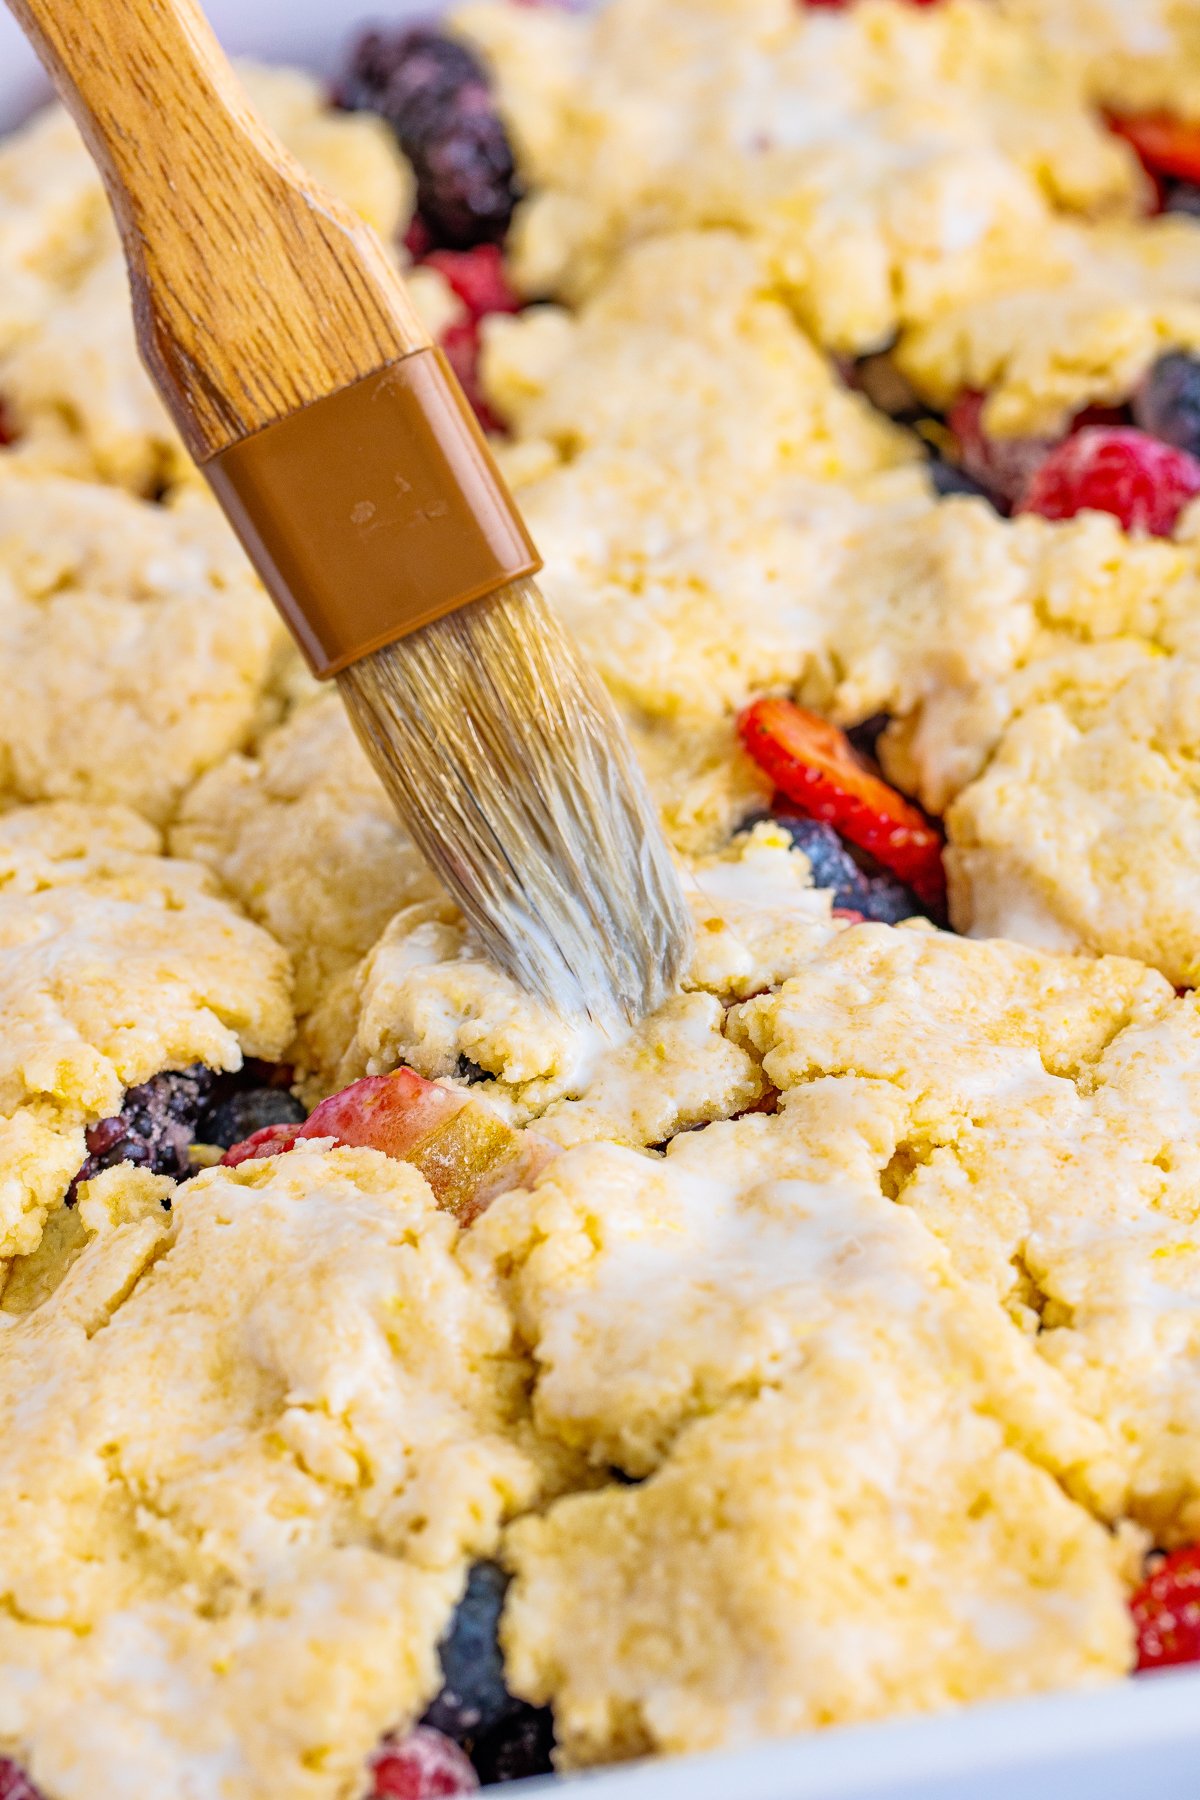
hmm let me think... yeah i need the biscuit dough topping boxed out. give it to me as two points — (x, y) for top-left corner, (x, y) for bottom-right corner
(4, 3), (1200, 1792)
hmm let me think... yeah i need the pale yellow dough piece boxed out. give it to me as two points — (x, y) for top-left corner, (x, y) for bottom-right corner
(0, 470), (296, 824)
(897, 218), (1200, 436)
(0, 801), (291, 1264)
(305, 826), (839, 1137)
(735, 922), (1200, 1538)
(0, 1146), (541, 1800)
(458, 0), (1143, 344)
(488, 1108), (1132, 1766)
(999, 0), (1200, 123)
(0, 68), (415, 490)
(173, 691), (438, 1017)
(884, 513), (1200, 986)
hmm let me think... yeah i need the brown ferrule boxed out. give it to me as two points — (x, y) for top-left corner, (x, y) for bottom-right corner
(203, 347), (542, 678)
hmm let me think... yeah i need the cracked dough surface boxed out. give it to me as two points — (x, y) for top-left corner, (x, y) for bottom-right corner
(0, 1146), (540, 1800)
(0, 471), (295, 825)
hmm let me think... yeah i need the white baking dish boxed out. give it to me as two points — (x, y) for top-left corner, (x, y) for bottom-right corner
(3, 6), (1200, 1795)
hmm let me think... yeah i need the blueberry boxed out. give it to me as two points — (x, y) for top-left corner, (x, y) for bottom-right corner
(1133, 351), (1200, 460)
(454, 1055), (490, 1085)
(421, 1562), (555, 1784)
(1164, 181), (1200, 217)
(201, 1088), (307, 1151)
(926, 455), (992, 501)
(337, 29), (520, 249)
(745, 811), (926, 925)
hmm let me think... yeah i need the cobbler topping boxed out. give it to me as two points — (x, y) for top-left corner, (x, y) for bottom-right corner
(6, 1), (1200, 1792)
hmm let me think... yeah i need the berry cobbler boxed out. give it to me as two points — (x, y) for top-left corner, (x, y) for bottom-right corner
(3, 0), (1200, 1795)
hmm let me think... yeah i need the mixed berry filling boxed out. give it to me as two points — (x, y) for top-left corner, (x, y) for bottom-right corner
(738, 697), (947, 914)
(1132, 1549), (1200, 1672)
(420, 1564), (555, 1784)
(336, 29), (521, 250)
(1016, 426), (1200, 536)
(68, 1063), (305, 1199)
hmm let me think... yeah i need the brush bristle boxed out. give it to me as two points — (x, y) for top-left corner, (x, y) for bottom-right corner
(336, 577), (693, 1024)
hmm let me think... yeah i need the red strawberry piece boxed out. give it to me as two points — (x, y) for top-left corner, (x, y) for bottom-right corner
(1132, 1547), (1200, 1670)
(948, 391), (1059, 508)
(1109, 113), (1200, 184)
(423, 245), (521, 321)
(831, 907), (866, 923)
(222, 1067), (556, 1224)
(440, 319), (504, 434)
(738, 697), (946, 911)
(221, 1121), (303, 1167)
(300, 1068), (468, 1159)
(367, 1727), (479, 1798)
(1017, 425), (1200, 535)
(0, 1762), (44, 1800)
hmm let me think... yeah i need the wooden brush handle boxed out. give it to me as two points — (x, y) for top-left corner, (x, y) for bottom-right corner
(6, 0), (433, 460)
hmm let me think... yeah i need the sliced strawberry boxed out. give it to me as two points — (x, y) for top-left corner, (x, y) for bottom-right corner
(738, 698), (946, 911)
(221, 1121), (303, 1166)
(423, 245), (522, 321)
(1017, 425), (1200, 535)
(222, 1067), (555, 1225)
(368, 1727), (478, 1798)
(1110, 113), (1200, 184)
(1132, 1547), (1200, 1670)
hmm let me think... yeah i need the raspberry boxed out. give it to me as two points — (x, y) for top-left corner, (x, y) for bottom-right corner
(337, 29), (520, 249)
(0, 1763), (42, 1800)
(367, 1727), (478, 1798)
(1131, 1548), (1200, 1671)
(1133, 351), (1200, 460)
(1017, 425), (1200, 536)
(947, 391), (1058, 510)
(422, 246), (521, 321)
(737, 699), (946, 912)
(440, 318), (504, 434)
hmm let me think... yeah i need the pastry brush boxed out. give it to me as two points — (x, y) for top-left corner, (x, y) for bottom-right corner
(6, 0), (692, 1025)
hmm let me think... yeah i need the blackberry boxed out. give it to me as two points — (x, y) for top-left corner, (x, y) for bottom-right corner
(71, 1065), (218, 1195)
(337, 29), (520, 249)
(421, 1563), (555, 1784)
(200, 1087), (307, 1151)
(751, 811), (925, 925)
(1133, 351), (1200, 461)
